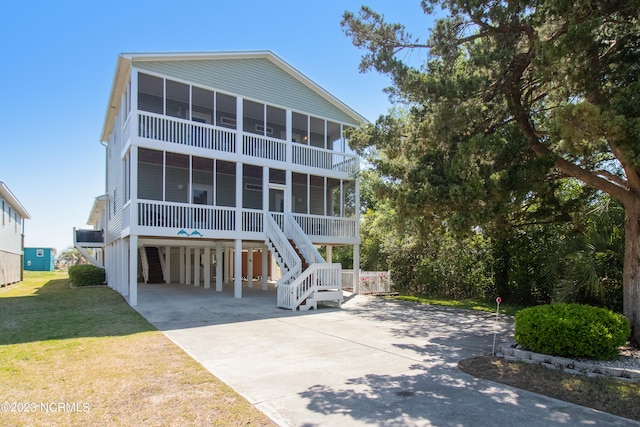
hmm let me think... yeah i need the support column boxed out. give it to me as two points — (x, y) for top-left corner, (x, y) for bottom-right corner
(179, 247), (185, 284)
(248, 248), (254, 288)
(326, 245), (333, 263)
(164, 246), (171, 284)
(185, 247), (191, 285)
(129, 236), (138, 306)
(353, 244), (360, 294)
(193, 248), (201, 287)
(234, 239), (242, 298)
(262, 244), (268, 290)
(224, 248), (231, 283)
(203, 247), (211, 289)
(216, 242), (223, 292)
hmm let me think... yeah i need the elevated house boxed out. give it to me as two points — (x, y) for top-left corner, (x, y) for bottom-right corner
(76, 51), (365, 309)
(0, 181), (30, 286)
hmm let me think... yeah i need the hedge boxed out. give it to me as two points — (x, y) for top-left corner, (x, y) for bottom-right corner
(68, 264), (106, 287)
(514, 303), (630, 360)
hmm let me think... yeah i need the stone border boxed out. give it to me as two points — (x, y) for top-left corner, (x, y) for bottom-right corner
(497, 343), (640, 382)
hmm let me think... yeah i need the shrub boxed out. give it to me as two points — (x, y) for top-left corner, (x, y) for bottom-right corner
(514, 303), (630, 360)
(68, 264), (106, 287)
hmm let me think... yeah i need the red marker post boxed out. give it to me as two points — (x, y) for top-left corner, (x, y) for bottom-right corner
(492, 297), (502, 355)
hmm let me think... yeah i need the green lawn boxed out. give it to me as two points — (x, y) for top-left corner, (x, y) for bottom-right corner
(0, 271), (274, 426)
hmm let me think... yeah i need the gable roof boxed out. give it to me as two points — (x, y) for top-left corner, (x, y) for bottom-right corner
(0, 181), (31, 219)
(101, 51), (367, 142)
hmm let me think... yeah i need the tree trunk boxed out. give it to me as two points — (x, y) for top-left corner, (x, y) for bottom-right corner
(623, 199), (640, 346)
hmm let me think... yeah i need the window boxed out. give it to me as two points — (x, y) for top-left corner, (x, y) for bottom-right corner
(216, 160), (236, 207)
(243, 100), (264, 135)
(165, 152), (189, 203)
(192, 87), (214, 124)
(269, 168), (286, 185)
(138, 73), (163, 114)
(292, 173), (308, 214)
(242, 164), (262, 209)
(292, 112), (308, 144)
(8, 206), (11, 223)
(192, 156), (214, 205)
(138, 148), (164, 201)
(310, 116), (325, 148)
(166, 79), (189, 119)
(36, 249), (44, 257)
(266, 105), (286, 140)
(328, 121), (341, 151)
(216, 93), (237, 128)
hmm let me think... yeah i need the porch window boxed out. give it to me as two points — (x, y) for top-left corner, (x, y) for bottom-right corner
(138, 148), (164, 200)
(292, 173), (307, 214)
(310, 116), (325, 148)
(192, 156), (214, 205)
(192, 87), (214, 124)
(166, 80), (189, 119)
(309, 175), (324, 215)
(327, 178), (341, 216)
(328, 121), (341, 151)
(243, 100), (264, 135)
(138, 73), (163, 114)
(344, 125), (356, 155)
(242, 164), (262, 209)
(266, 106), (286, 140)
(165, 152), (189, 203)
(344, 180), (356, 217)
(269, 168), (286, 185)
(216, 160), (236, 207)
(292, 112), (308, 144)
(216, 93), (237, 129)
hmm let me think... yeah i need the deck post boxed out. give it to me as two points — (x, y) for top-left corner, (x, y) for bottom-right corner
(234, 239), (242, 298)
(262, 244), (268, 290)
(204, 247), (211, 289)
(216, 242), (223, 292)
(164, 246), (171, 283)
(129, 235), (138, 306)
(193, 248), (201, 287)
(179, 246), (185, 284)
(353, 243), (360, 294)
(248, 248), (254, 288)
(185, 247), (191, 285)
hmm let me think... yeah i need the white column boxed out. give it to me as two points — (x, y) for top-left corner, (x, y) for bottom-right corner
(203, 247), (211, 289)
(262, 244), (268, 290)
(326, 245), (333, 263)
(248, 248), (254, 288)
(216, 242), (223, 292)
(225, 247), (231, 283)
(129, 236), (138, 306)
(193, 248), (201, 287)
(164, 246), (171, 283)
(185, 247), (191, 285)
(179, 247), (185, 284)
(234, 239), (242, 298)
(353, 244), (361, 294)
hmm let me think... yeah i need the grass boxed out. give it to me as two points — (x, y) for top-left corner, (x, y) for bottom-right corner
(395, 294), (640, 421)
(0, 271), (275, 426)
(394, 294), (524, 316)
(458, 356), (640, 421)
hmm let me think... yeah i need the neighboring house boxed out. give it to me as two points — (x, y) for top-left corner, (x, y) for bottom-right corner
(24, 247), (56, 271)
(76, 51), (366, 309)
(0, 182), (31, 286)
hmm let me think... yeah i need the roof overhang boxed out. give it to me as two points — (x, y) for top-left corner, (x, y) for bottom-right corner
(87, 194), (108, 226)
(100, 50), (368, 142)
(0, 181), (31, 219)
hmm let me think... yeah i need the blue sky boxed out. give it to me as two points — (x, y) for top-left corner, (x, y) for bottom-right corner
(0, 1), (434, 255)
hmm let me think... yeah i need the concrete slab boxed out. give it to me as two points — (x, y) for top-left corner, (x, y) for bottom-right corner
(135, 282), (638, 426)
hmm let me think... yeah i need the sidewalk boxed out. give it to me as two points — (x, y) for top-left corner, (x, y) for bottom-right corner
(135, 283), (636, 426)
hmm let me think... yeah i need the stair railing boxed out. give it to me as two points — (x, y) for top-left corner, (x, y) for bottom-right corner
(285, 212), (325, 265)
(265, 214), (302, 309)
(139, 247), (149, 284)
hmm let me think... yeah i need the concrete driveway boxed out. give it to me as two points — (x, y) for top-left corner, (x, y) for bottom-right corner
(134, 282), (636, 426)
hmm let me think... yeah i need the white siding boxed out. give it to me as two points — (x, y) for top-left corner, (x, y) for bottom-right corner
(0, 196), (23, 255)
(105, 99), (126, 244)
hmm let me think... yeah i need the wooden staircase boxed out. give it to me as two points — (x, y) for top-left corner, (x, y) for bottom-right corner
(265, 213), (343, 311)
(144, 247), (164, 284)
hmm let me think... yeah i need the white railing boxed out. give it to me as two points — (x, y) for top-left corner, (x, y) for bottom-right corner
(279, 263), (342, 310)
(342, 270), (392, 294)
(292, 144), (359, 174)
(292, 214), (358, 238)
(243, 134), (286, 162)
(243, 209), (263, 232)
(136, 112), (358, 173)
(137, 201), (236, 231)
(285, 213), (325, 264)
(138, 112), (236, 153)
(265, 214), (301, 283)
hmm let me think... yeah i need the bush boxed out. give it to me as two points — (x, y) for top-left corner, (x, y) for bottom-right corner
(68, 264), (106, 287)
(514, 303), (630, 360)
